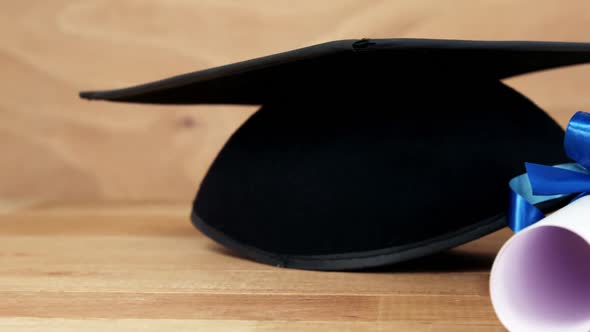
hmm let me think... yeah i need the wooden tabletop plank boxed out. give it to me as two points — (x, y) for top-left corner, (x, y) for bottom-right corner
(7, 318), (496, 332)
(0, 203), (509, 330)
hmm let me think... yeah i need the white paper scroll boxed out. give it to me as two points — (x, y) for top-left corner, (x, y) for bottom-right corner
(490, 195), (590, 331)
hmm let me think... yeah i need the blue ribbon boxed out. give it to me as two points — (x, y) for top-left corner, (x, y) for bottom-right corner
(508, 111), (590, 232)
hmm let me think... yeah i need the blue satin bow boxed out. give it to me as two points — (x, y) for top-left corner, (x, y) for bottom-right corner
(508, 111), (590, 232)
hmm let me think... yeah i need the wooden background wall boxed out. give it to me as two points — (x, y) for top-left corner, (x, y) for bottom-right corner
(2, 0), (590, 204)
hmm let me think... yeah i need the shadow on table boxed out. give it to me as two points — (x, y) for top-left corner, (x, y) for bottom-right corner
(360, 250), (496, 273)
(209, 243), (495, 273)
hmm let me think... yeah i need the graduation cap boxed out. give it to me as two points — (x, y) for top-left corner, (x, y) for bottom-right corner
(81, 39), (590, 270)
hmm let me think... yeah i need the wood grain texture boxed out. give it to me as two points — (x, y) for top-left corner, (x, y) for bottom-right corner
(1, 0), (590, 203)
(1, 202), (510, 331)
(2, 1), (590, 331)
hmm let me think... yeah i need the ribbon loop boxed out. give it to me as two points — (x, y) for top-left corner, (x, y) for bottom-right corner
(565, 111), (590, 168)
(525, 162), (590, 196)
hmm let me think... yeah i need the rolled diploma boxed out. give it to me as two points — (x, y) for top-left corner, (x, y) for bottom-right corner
(490, 195), (590, 332)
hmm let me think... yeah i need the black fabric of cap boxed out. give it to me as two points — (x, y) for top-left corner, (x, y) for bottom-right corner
(80, 39), (590, 270)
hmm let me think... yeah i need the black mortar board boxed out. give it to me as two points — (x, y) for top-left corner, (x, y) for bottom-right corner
(81, 39), (590, 270)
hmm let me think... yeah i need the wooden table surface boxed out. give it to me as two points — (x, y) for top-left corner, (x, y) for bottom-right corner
(1, 202), (511, 331)
(3, 1), (590, 331)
